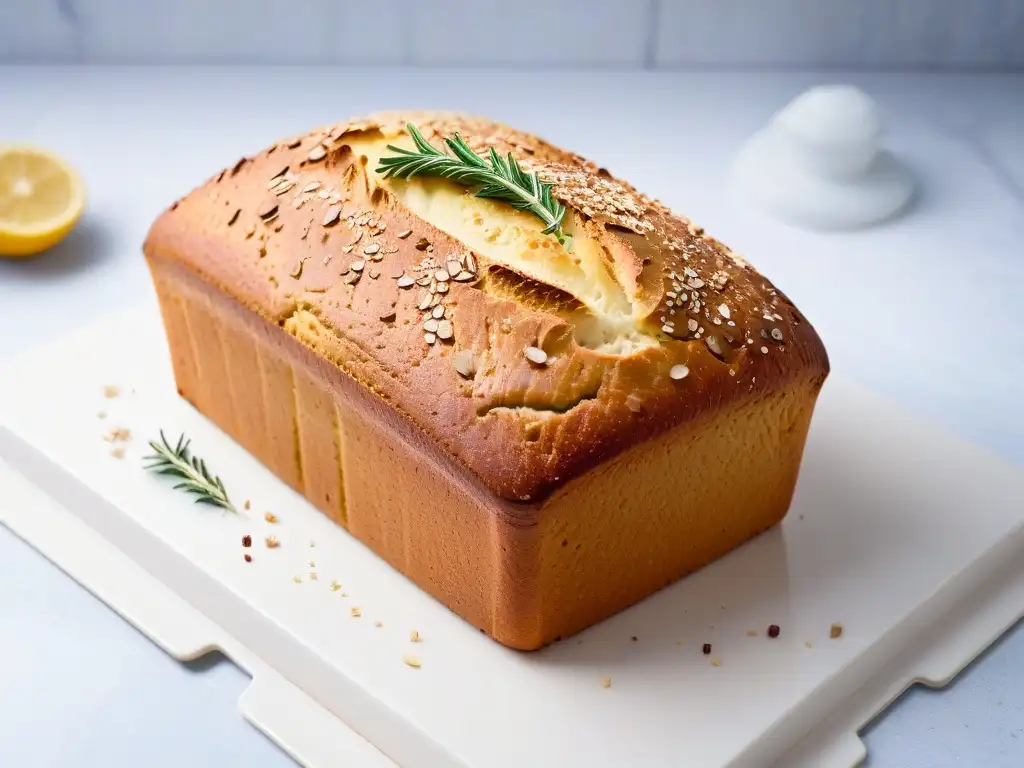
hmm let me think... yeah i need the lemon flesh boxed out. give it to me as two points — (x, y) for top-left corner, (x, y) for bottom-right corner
(0, 146), (86, 258)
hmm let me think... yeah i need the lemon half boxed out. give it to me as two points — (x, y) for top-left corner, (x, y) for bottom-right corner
(0, 145), (86, 258)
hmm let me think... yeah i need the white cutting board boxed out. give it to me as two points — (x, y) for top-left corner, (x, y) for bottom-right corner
(0, 305), (1021, 768)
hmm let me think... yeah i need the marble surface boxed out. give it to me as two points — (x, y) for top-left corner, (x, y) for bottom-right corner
(0, 67), (1022, 767)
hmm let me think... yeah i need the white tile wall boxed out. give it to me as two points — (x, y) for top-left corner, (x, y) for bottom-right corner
(72, 0), (404, 64)
(1, 0), (1022, 67)
(0, 0), (78, 62)
(654, 0), (1024, 68)
(406, 0), (653, 66)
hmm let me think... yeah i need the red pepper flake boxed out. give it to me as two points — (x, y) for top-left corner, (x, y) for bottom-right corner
(242, 535), (252, 548)
(244, 554), (252, 563)
(702, 643), (712, 655)
(767, 624), (781, 639)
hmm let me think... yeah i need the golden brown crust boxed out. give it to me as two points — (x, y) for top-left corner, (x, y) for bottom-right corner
(144, 111), (828, 502)
(148, 257), (821, 649)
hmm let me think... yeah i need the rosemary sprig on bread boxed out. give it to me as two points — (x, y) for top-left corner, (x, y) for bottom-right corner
(143, 430), (237, 513)
(376, 123), (570, 247)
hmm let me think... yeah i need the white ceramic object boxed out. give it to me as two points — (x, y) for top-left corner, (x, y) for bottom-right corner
(733, 85), (914, 230)
(1, 306), (1022, 768)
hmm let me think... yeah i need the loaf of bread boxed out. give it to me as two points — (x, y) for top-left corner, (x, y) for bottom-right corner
(143, 112), (828, 650)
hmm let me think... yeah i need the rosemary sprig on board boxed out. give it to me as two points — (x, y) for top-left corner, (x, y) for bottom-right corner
(143, 431), (237, 514)
(376, 123), (570, 246)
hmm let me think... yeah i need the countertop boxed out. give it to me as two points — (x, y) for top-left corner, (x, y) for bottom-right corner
(0, 66), (1022, 767)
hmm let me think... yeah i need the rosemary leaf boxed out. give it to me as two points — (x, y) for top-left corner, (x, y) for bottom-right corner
(376, 123), (570, 247)
(143, 430), (238, 514)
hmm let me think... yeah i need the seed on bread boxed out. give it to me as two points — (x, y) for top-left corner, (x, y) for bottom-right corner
(453, 350), (476, 378)
(267, 167), (289, 187)
(256, 200), (279, 220)
(524, 346), (548, 366)
(323, 206), (342, 227)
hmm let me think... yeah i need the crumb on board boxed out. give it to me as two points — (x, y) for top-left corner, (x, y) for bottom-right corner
(746, 629), (758, 637)
(403, 654), (421, 669)
(97, 411), (107, 419)
(600, 677), (612, 689)
(830, 622), (844, 639)
(351, 607), (362, 618)
(309, 572), (318, 580)
(410, 630), (422, 643)
(103, 427), (132, 443)
(264, 511), (278, 524)
(293, 575), (302, 583)
(309, 560), (316, 568)
(374, 621), (383, 628)
(265, 536), (279, 549)
(631, 636), (638, 642)
(676, 640), (684, 646)
(711, 657), (722, 667)
(103, 386), (120, 398)
(805, 640), (813, 649)
(244, 500), (251, 511)
(341, 592), (348, 598)
(110, 448), (126, 460)
(310, 540), (316, 548)
(329, 580), (341, 592)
